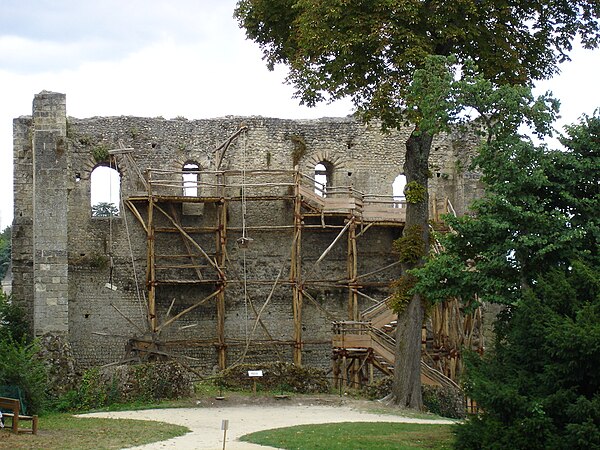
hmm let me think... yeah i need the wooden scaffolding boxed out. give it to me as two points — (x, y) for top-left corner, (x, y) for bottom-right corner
(110, 139), (481, 385)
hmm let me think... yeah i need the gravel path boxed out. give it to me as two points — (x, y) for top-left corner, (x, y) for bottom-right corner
(83, 401), (454, 449)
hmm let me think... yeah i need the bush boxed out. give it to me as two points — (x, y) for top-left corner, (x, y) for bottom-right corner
(55, 361), (193, 412)
(215, 362), (330, 394)
(0, 292), (46, 414)
(0, 291), (30, 343)
(422, 384), (465, 419)
(0, 337), (48, 414)
(456, 265), (600, 449)
(366, 376), (465, 418)
(365, 376), (393, 400)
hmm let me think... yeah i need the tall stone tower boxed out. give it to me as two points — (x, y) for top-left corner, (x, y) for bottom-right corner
(31, 91), (69, 335)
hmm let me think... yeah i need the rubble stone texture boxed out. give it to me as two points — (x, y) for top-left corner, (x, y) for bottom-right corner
(12, 91), (484, 373)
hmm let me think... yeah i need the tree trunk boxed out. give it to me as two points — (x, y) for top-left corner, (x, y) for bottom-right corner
(391, 130), (432, 409)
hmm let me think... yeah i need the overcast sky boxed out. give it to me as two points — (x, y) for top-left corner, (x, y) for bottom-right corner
(1, 0), (599, 230)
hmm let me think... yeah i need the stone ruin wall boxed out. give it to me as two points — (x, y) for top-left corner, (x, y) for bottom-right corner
(12, 91), (484, 374)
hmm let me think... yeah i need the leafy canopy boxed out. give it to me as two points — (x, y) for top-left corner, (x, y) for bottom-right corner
(455, 263), (600, 449)
(91, 202), (119, 217)
(236, 0), (600, 128)
(412, 110), (599, 307)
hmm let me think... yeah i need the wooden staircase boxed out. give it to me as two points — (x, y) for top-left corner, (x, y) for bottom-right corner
(332, 316), (460, 390)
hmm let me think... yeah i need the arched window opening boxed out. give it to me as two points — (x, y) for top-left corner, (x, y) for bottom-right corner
(91, 165), (121, 217)
(314, 161), (333, 197)
(392, 174), (407, 208)
(183, 163), (199, 197)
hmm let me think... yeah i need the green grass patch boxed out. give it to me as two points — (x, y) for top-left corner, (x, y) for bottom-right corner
(364, 407), (455, 421)
(0, 413), (189, 449)
(241, 422), (455, 449)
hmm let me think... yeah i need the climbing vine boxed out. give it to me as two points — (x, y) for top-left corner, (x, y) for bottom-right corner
(389, 274), (417, 314)
(393, 225), (425, 264)
(290, 135), (307, 166)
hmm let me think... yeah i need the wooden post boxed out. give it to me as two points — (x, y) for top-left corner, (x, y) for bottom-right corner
(341, 354), (347, 389)
(333, 353), (340, 389)
(347, 221), (358, 322)
(146, 170), (158, 332)
(346, 221), (360, 383)
(291, 168), (303, 366)
(216, 172), (227, 369)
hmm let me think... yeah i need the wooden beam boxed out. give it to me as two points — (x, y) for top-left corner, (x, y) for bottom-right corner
(124, 200), (148, 234)
(157, 289), (221, 332)
(292, 169), (303, 366)
(153, 203), (223, 277)
(146, 191), (158, 332)
(216, 177), (227, 369)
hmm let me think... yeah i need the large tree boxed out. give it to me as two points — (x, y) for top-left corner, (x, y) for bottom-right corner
(235, 0), (600, 408)
(413, 113), (600, 448)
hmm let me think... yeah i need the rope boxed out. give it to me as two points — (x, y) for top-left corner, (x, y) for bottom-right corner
(115, 154), (148, 327)
(241, 128), (249, 343)
(243, 246), (249, 344)
(108, 157), (115, 288)
(241, 129), (248, 241)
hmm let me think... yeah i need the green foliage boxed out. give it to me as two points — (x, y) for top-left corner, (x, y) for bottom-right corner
(129, 127), (140, 139)
(393, 224), (425, 264)
(422, 384), (466, 420)
(92, 145), (110, 163)
(77, 134), (92, 146)
(0, 291), (30, 343)
(404, 181), (427, 204)
(413, 112), (600, 448)
(91, 202), (119, 217)
(0, 337), (48, 414)
(413, 112), (599, 306)
(235, 0), (599, 129)
(0, 225), (11, 281)
(456, 264), (600, 449)
(54, 362), (192, 412)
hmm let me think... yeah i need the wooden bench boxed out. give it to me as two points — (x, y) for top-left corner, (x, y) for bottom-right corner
(0, 397), (38, 434)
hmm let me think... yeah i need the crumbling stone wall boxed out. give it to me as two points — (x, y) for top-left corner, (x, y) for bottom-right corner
(12, 91), (483, 374)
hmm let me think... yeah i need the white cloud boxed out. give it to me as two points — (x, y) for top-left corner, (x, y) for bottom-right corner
(0, 1), (354, 229)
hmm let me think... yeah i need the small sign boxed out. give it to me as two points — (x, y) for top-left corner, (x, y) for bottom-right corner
(248, 370), (263, 377)
(221, 419), (229, 431)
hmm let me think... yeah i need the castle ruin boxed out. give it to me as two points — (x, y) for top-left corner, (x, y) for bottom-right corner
(12, 91), (484, 381)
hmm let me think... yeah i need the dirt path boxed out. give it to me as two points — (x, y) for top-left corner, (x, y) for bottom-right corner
(83, 397), (454, 449)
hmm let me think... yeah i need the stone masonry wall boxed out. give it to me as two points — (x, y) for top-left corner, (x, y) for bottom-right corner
(13, 91), (483, 374)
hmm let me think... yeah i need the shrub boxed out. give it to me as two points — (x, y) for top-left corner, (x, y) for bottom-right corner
(422, 384), (466, 419)
(54, 361), (192, 412)
(0, 291), (30, 343)
(215, 362), (330, 394)
(0, 337), (48, 414)
(456, 265), (600, 449)
(365, 376), (393, 400)
(366, 376), (465, 418)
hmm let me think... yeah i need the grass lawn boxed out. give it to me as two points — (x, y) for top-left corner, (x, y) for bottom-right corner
(0, 413), (189, 450)
(240, 422), (455, 450)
